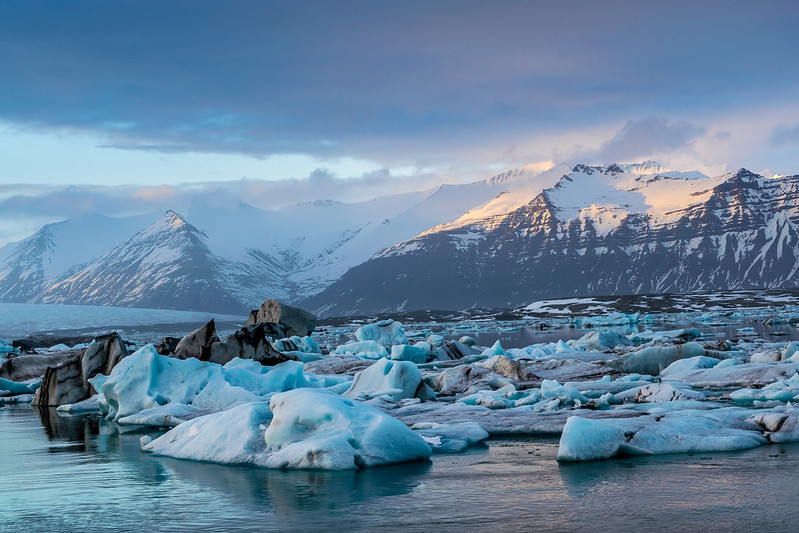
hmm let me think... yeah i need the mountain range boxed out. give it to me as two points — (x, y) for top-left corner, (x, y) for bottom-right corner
(2, 162), (798, 317)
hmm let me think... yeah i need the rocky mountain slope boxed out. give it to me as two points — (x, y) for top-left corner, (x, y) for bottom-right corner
(303, 165), (799, 316)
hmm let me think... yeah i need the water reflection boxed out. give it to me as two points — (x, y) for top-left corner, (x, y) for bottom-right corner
(26, 406), (432, 521)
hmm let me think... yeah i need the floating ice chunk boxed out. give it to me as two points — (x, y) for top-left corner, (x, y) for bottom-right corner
(555, 340), (574, 353)
(433, 363), (515, 396)
(576, 312), (639, 328)
(412, 422), (489, 453)
(661, 361), (799, 388)
(427, 334), (446, 347)
(567, 330), (632, 351)
(783, 342), (799, 362)
(142, 401), (273, 463)
(458, 389), (515, 409)
(750, 348), (782, 363)
(608, 342), (709, 375)
(0, 393), (34, 404)
(481, 340), (506, 357)
(459, 336), (477, 347)
(56, 394), (101, 413)
(263, 389), (431, 469)
(558, 408), (767, 461)
(557, 416), (630, 461)
(628, 328), (701, 344)
(0, 339), (19, 355)
(390, 343), (432, 364)
(333, 340), (388, 359)
(730, 373), (799, 404)
(714, 358), (739, 368)
(565, 376), (654, 397)
(633, 383), (707, 403)
(0, 376), (39, 395)
(354, 319), (408, 347)
(660, 356), (721, 377)
(98, 345), (323, 423)
(344, 358), (431, 401)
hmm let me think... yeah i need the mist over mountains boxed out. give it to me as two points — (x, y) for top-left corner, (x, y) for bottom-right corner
(2, 162), (797, 317)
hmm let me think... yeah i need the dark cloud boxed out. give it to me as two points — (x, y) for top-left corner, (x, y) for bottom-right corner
(769, 124), (799, 147)
(593, 117), (705, 163)
(0, 1), (796, 165)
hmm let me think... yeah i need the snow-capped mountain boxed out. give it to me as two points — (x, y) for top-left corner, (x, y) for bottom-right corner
(34, 211), (252, 313)
(303, 164), (799, 316)
(0, 213), (152, 302)
(0, 173), (513, 313)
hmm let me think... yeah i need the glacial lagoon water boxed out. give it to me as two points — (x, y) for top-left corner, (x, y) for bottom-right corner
(2, 405), (797, 533)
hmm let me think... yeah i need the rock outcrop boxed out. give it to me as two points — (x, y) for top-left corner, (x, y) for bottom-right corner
(248, 300), (317, 337)
(171, 320), (297, 366)
(32, 332), (128, 406)
(210, 323), (298, 366)
(173, 320), (220, 361)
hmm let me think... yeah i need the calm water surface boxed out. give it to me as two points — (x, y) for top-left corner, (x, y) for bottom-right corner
(1, 406), (796, 532)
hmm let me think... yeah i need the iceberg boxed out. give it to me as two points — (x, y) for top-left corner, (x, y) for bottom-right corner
(576, 312), (639, 328)
(344, 358), (433, 401)
(608, 342), (710, 375)
(353, 319), (408, 347)
(98, 345), (324, 423)
(142, 401), (273, 463)
(263, 389), (432, 469)
(558, 408), (768, 461)
(390, 343), (432, 363)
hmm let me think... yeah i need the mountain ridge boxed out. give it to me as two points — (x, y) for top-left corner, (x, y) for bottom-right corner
(302, 165), (799, 316)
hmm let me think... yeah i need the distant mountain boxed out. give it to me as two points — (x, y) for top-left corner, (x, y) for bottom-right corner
(303, 165), (799, 316)
(0, 213), (152, 302)
(0, 173), (511, 312)
(35, 211), (250, 313)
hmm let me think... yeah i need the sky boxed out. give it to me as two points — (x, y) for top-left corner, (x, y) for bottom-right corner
(1, 0), (799, 244)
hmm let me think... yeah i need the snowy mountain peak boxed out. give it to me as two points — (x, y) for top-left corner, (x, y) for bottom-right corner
(162, 210), (189, 230)
(618, 160), (666, 175)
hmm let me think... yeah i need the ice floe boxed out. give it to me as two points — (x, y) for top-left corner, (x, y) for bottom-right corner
(143, 389), (432, 470)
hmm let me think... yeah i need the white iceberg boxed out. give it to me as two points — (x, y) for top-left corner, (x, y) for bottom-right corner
(98, 345), (325, 423)
(264, 389), (431, 469)
(354, 319), (408, 347)
(558, 408), (770, 461)
(344, 358), (432, 401)
(390, 343), (432, 363)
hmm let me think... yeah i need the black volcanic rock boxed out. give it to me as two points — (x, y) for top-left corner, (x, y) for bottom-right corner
(31, 332), (128, 406)
(248, 299), (317, 336)
(210, 323), (297, 366)
(173, 320), (220, 361)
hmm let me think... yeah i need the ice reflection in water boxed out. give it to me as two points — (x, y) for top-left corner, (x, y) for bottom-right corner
(3, 407), (799, 532)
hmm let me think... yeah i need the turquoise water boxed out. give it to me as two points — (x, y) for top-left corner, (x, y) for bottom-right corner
(2, 406), (797, 532)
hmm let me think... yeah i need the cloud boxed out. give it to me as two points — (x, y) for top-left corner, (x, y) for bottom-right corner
(769, 124), (799, 147)
(592, 117), (705, 163)
(0, 1), (796, 171)
(0, 166), (457, 245)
